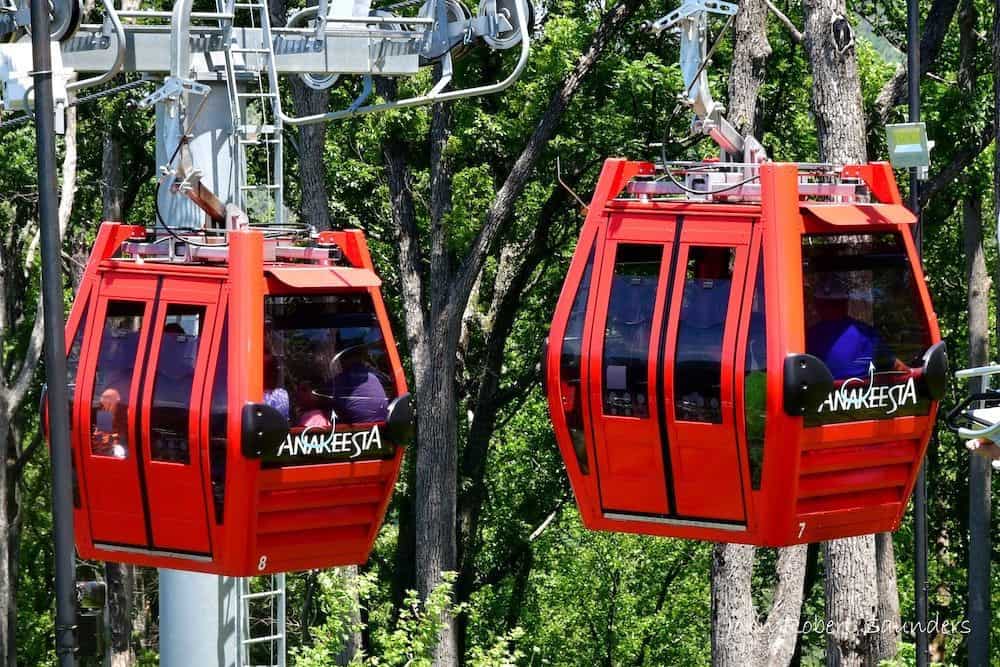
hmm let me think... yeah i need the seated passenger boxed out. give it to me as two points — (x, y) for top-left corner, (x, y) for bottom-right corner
(92, 387), (127, 458)
(292, 383), (333, 429)
(262, 350), (289, 420)
(329, 346), (389, 423)
(806, 275), (898, 380)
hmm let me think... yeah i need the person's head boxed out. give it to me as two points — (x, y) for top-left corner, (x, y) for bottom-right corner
(814, 274), (851, 320)
(99, 387), (121, 412)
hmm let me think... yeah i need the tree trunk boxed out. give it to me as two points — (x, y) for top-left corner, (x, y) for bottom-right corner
(712, 544), (808, 666)
(965, 190), (992, 665)
(961, 8), (988, 372)
(726, 0), (771, 137)
(823, 537), (878, 666)
(105, 563), (136, 666)
(993, 0), (1000, 350)
(102, 132), (124, 221)
(712, 544), (756, 665)
(802, 0), (866, 164)
(413, 331), (460, 666)
(872, 534), (900, 658)
(289, 83), (331, 230)
(0, 417), (11, 667)
(964, 193), (990, 373)
(802, 2), (894, 664)
(334, 566), (362, 665)
(5, 433), (17, 667)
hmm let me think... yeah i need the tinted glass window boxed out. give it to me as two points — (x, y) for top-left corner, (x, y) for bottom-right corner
(803, 233), (933, 425)
(149, 305), (205, 463)
(744, 257), (766, 489)
(602, 244), (663, 417)
(265, 293), (397, 427)
(675, 247), (735, 423)
(560, 248), (595, 473)
(67, 312), (86, 392)
(91, 301), (144, 459)
(67, 307), (87, 507)
(209, 319), (227, 524)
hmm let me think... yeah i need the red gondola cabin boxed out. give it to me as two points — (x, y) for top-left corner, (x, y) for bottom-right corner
(545, 160), (947, 546)
(52, 222), (411, 575)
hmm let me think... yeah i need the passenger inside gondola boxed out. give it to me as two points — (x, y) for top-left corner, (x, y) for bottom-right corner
(263, 350), (290, 419)
(802, 234), (932, 384)
(91, 303), (144, 459)
(265, 293), (396, 430)
(328, 343), (389, 424)
(805, 273), (893, 380)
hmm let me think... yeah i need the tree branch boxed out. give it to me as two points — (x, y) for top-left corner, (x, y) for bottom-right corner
(7, 106), (78, 417)
(919, 122), (994, 208)
(428, 94), (454, 313)
(379, 81), (431, 372)
(763, 0), (802, 43)
(870, 0), (960, 126)
(448, 0), (645, 321)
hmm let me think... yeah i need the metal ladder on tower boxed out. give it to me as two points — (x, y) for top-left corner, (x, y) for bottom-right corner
(236, 574), (287, 667)
(218, 0), (285, 225)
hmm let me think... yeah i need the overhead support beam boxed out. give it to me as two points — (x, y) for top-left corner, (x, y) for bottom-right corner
(49, 25), (423, 75)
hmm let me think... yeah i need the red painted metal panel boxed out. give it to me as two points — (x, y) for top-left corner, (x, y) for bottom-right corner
(841, 162), (903, 204)
(801, 204), (916, 227)
(266, 266), (382, 289)
(758, 163), (808, 545)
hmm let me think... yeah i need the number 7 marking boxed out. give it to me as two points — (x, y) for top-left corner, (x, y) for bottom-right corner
(798, 522), (806, 539)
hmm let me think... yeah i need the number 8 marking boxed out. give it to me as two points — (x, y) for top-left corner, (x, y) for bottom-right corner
(258, 556), (268, 571)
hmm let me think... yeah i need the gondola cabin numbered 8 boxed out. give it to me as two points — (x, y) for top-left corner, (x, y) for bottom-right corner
(545, 160), (948, 546)
(52, 222), (412, 575)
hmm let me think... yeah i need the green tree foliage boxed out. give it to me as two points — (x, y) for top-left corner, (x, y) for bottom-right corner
(2, 0), (1000, 662)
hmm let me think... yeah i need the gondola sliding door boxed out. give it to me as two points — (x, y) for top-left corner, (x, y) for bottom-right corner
(663, 219), (754, 524)
(139, 278), (220, 556)
(588, 213), (675, 516)
(78, 275), (158, 550)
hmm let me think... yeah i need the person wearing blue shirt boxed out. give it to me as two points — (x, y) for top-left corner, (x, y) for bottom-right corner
(806, 274), (893, 380)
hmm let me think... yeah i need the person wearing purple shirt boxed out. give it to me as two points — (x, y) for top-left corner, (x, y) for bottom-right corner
(806, 274), (893, 380)
(330, 358), (389, 423)
(807, 317), (883, 379)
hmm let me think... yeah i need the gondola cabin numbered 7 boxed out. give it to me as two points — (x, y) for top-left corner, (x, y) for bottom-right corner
(545, 160), (948, 546)
(50, 222), (412, 575)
